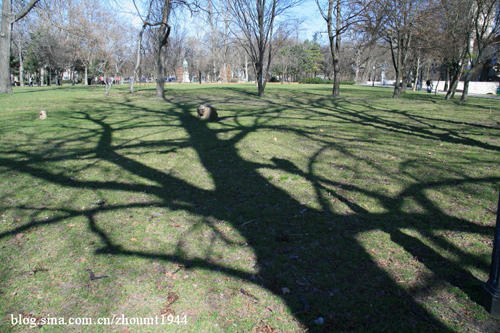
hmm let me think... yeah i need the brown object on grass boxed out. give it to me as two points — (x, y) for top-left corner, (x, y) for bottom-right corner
(86, 268), (108, 280)
(197, 104), (218, 121)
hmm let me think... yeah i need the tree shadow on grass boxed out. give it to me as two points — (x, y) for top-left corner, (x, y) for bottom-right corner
(1, 86), (499, 331)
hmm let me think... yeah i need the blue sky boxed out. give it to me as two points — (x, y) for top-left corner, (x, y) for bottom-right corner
(289, 0), (326, 41)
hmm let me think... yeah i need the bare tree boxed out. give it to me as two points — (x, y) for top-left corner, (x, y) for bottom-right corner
(165, 28), (188, 79)
(130, 0), (199, 98)
(149, 0), (173, 99)
(229, 0), (302, 96)
(130, 0), (154, 93)
(374, 0), (427, 98)
(434, 0), (476, 99)
(0, 0), (41, 93)
(205, 0), (233, 83)
(12, 19), (31, 87)
(186, 32), (211, 83)
(273, 40), (299, 83)
(316, 0), (369, 97)
(460, 0), (500, 102)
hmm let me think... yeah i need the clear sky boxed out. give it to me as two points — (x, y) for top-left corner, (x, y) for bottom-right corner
(289, 0), (326, 41)
(121, 0), (325, 42)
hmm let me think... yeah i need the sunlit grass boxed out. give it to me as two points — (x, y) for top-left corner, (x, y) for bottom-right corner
(1, 83), (499, 332)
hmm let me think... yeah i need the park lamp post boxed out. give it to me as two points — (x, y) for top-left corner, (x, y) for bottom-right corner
(484, 192), (500, 316)
(372, 66), (376, 87)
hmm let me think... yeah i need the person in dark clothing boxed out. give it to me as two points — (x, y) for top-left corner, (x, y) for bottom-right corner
(426, 80), (432, 93)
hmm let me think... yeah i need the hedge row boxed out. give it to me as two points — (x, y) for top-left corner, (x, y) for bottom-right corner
(297, 78), (356, 85)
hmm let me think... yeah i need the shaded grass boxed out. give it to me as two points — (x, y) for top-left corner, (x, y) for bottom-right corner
(0, 83), (500, 332)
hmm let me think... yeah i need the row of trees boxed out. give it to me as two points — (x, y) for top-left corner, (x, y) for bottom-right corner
(318, 0), (500, 100)
(1, 0), (499, 100)
(7, 0), (136, 89)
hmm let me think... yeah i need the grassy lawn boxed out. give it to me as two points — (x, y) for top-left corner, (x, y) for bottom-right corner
(1, 83), (500, 332)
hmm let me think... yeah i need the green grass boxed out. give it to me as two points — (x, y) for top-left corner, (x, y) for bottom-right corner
(1, 83), (500, 332)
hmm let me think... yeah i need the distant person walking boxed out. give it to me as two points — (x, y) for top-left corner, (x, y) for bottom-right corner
(426, 80), (432, 93)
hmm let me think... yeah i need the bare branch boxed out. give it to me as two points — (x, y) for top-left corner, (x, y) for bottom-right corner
(14, 0), (41, 22)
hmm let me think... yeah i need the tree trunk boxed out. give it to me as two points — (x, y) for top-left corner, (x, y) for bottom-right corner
(412, 57), (420, 92)
(130, 27), (145, 94)
(332, 1), (341, 97)
(1, 0), (40, 94)
(332, 58), (340, 97)
(256, 61), (265, 97)
(0, 0), (14, 94)
(446, 76), (459, 100)
(390, 36), (402, 98)
(393, 68), (400, 98)
(18, 43), (25, 87)
(443, 66), (449, 92)
(154, 0), (171, 100)
(354, 49), (361, 83)
(445, 62), (463, 100)
(155, 52), (165, 99)
(400, 70), (410, 94)
(460, 72), (471, 102)
(245, 54), (248, 82)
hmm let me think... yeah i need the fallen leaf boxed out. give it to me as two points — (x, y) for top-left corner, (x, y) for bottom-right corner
(273, 137), (278, 141)
(131, 238), (137, 242)
(15, 233), (24, 240)
(67, 224), (76, 227)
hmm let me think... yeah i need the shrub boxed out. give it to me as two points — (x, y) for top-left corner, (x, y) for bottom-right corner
(298, 77), (327, 84)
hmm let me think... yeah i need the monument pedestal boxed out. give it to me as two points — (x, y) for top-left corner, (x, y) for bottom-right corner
(182, 73), (190, 83)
